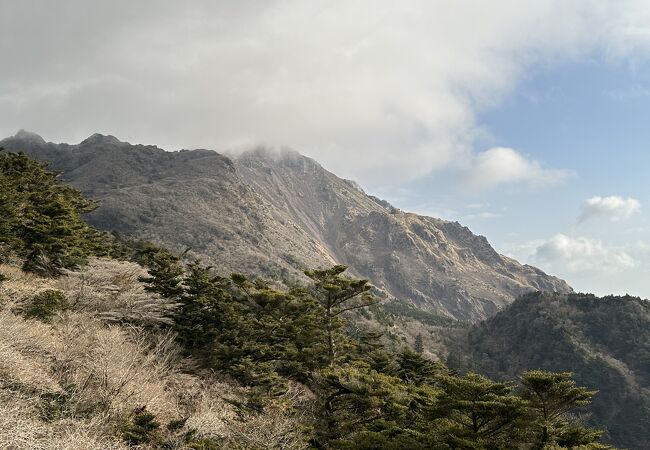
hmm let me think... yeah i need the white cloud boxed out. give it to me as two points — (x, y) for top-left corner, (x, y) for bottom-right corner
(462, 147), (571, 189)
(1, 1), (650, 186)
(578, 196), (641, 223)
(504, 234), (650, 297)
(532, 234), (636, 273)
(462, 211), (502, 221)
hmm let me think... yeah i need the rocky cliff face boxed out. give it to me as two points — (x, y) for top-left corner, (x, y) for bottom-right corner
(1, 131), (571, 321)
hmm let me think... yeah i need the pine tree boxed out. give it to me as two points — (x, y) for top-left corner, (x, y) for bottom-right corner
(176, 260), (231, 357)
(305, 265), (379, 365)
(121, 406), (161, 446)
(137, 243), (185, 299)
(0, 151), (98, 275)
(436, 372), (528, 447)
(395, 349), (446, 386)
(312, 362), (412, 447)
(520, 370), (600, 448)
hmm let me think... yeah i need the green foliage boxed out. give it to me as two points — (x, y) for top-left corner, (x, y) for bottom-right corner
(120, 407), (219, 449)
(452, 291), (649, 448)
(136, 242), (185, 299)
(312, 361), (413, 447)
(175, 260), (231, 358)
(21, 289), (69, 322)
(395, 349), (447, 386)
(521, 370), (600, 448)
(435, 372), (529, 447)
(138, 259), (333, 401)
(305, 265), (379, 365)
(0, 150), (101, 275)
(121, 406), (161, 446)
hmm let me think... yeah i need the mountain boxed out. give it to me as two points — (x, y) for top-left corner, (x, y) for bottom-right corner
(0, 131), (571, 322)
(449, 291), (650, 449)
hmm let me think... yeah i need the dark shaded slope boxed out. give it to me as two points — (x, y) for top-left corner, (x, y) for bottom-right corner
(450, 292), (650, 448)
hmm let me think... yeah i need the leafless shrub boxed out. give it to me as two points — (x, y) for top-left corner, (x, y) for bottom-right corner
(226, 402), (310, 450)
(183, 381), (312, 450)
(57, 259), (178, 327)
(0, 400), (127, 450)
(183, 379), (239, 440)
(49, 315), (181, 420)
(0, 264), (57, 307)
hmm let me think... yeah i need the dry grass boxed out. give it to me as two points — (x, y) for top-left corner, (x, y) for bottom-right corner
(0, 264), (57, 305)
(0, 261), (310, 449)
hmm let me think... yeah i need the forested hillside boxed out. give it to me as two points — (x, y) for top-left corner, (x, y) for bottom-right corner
(0, 150), (612, 449)
(449, 292), (650, 449)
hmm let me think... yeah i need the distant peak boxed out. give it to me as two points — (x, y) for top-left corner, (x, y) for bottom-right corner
(237, 146), (323, 170)
(80, 133), (124, 146)
(239, 146), (302, 160)
(13, 129), (46, 145)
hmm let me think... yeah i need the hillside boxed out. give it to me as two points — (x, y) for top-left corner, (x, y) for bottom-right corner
(1, 131), (571, 322)
(449, 292), (650, 449)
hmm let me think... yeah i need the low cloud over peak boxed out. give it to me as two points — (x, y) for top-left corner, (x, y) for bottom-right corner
(2, 1), (650, 187)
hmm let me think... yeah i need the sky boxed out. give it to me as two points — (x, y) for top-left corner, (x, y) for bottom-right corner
(1, 1), (649, 298)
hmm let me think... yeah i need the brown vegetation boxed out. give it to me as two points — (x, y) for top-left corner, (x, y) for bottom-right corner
(0, 261), (308, 450)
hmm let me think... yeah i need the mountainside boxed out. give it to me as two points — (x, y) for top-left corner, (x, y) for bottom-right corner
(449, 292), (650, 449)
(1, 131), (571, 321)
(0, 150), (611, 450)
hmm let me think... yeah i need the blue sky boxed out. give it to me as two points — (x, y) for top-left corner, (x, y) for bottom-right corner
(382, 57), (650, 298)
(1, 1), (649, 298)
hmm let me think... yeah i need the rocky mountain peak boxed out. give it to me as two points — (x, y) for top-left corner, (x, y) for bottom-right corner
(236, 146), (324, 174)
(12, 129), (46, 145)
(5, 132), (572, 322)
(79, 133), (124, 147)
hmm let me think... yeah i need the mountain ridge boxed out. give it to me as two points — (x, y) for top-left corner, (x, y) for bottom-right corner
(0, 131), (572, 322)
(448, 291), (650, 448)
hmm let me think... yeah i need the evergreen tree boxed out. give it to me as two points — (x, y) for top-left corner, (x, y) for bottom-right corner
(520, 370), (600, 448)
(0, 151), (98, 275)
(305, 265), (379, 365)
(21, 289), (69, 323)
(137, 243), (185, 299)
(176, 260), (232, 358)
(435, 372), (528, 447)
(312, 362), (413, 448)
(395, 349), (446, 386)
(121, 406), (161, 446)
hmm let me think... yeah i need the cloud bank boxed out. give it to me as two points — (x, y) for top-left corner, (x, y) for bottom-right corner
(2, 1), (650, 186)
